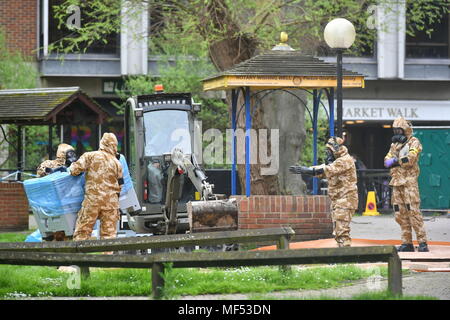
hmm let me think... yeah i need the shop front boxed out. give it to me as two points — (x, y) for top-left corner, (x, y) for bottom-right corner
(343, 99), (450, 211)
(343, 99), (450, 169)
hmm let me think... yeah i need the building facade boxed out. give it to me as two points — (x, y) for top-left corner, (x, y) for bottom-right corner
(1, 1), (449, 209)
(1, 0), (153, 154)
(319, 2), (450, 170)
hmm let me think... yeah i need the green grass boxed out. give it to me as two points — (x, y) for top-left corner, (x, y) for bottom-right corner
(0, 266), (152, 298)
(0, 231), (30, 242)
(162, 264), (389, 298)
(0, 264), (390, 299)
(0, 231), (428, 300)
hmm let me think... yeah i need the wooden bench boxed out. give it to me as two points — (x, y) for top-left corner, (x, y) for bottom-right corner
(0, 227), (295, 253)
(0, 245), (402, 299)
(0, 227), (294, 277)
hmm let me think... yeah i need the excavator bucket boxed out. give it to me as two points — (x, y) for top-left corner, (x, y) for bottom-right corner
(187, 198), (239, 233)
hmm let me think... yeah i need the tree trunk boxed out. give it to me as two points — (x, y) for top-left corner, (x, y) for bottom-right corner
(259, 90), (307, 195)
(202, 0), (307, 195)
(230, 90), (307, 195)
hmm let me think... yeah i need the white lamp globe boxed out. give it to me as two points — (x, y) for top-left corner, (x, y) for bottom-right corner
(324, 18), (356, 49)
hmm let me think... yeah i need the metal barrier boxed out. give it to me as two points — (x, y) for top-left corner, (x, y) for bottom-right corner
(356, 169), (392, 213)
(0, 169), (38, 182)
(306, 169), (393, 213)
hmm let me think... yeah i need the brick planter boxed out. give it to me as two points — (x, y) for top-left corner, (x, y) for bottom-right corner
(232, 195), (333, 242)
(0, 182), (29, 231)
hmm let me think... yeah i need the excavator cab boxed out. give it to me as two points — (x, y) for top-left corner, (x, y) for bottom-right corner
(124, 89), (237, 235)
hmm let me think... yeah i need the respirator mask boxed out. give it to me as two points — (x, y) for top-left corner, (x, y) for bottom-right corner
(65, 150), (78, 166)
(392, 128), (407, 144)
(325, 149), (335, 165)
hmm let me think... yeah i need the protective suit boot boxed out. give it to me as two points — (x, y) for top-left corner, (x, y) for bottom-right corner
(397, 243), (415, 252)
(418, 242), (429, 252)
(342, 239), (352, 247)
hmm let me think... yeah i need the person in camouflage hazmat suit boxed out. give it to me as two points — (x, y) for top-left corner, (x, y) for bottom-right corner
(290, 137), (358, 247)
(68, 133), (124, 241)
(36, 143), (77, 177)
(384, 117), (429, 252)
(36, 143), (78, 241)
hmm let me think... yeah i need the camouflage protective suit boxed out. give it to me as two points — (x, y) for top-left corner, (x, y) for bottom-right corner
(36, 143), (75, 177)
(384, 117), (427, 245)
(313, 138), (358, 247)
(69, 133), (123, 240)
(36, 143), (76, 241)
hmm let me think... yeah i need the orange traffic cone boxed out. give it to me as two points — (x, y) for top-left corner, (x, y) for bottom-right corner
(363, 191), (380, 216)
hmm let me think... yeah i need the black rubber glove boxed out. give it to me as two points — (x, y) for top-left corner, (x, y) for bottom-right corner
(289, 165), (314, 175)
(45, 166), (67, 174)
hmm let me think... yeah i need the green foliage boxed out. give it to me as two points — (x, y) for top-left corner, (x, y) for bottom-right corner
(0, 29), (41, 174)
(0, 125), (60, 174)
(115, 56), (229, 131)
(0, 29), (39, 89)
(113, 56), (229, 168)
(406, 0), (450, 37)
(49, 0), (449, 58)
(47, 0), (449, 175)
(299, 101), (330, 166)
(49, 0), (122, 54)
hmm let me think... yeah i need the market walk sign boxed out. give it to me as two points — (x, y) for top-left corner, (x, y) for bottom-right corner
(342, 100), (450, 121)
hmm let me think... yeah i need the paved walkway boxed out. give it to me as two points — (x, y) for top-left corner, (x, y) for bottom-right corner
(177, 272), (450, 300)
(16, 272), (450, 300)
(350, 214), (450, 242)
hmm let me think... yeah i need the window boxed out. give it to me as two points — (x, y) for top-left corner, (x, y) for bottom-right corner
(144, 110), (191, 156)
(41, 0), (120, 55)
(406, 12), (449, 59)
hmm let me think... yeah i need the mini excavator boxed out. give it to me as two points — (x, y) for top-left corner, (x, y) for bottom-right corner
(122, 86), (238, 235)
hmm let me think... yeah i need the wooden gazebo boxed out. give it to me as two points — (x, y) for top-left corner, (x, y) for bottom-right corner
(202, 36), (365, 196)
(0, 87), (109, 179)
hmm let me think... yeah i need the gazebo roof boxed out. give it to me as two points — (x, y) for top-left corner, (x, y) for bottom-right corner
(0, 87), (109, 124)
(203, 50), (365, 91)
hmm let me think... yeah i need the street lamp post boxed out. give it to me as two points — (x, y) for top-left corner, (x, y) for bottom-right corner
(324, 18), (356, 138)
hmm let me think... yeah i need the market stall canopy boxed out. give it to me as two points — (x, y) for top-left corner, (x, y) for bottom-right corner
(0, 87), (109, 124)
(203, 50), (365, 91)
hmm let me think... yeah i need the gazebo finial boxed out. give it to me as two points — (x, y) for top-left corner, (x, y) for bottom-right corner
(280, 31), (288, 43)
(272, 32), (294, 51)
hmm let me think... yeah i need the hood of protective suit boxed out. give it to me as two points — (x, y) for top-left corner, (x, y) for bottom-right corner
(99, 132), (118, 155)
(55, 143), (75, 162)
(326, 137), (348, 158)
(392, 117), (413, 137)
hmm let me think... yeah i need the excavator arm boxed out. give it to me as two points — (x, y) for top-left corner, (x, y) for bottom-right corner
(163, 161), (183, 234)
(162, 149), (237, 234)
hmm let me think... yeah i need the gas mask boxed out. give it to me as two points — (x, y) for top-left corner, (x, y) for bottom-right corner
(325, 149), (335, 165)
(391, 127), (407, 144)
(65, 150), (78, 166)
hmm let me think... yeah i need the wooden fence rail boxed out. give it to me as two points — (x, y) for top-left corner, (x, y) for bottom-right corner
(0, 245), (402, 299)
(0, 227), (295, 253)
